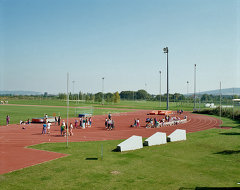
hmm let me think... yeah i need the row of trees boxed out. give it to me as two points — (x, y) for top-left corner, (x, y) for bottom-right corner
(58, 89), (239, 104)
(2, 90), (238, 104)
(58, 91), (121, 103)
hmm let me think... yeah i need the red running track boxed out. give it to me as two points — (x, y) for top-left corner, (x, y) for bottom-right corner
(0, 110), (221, 175)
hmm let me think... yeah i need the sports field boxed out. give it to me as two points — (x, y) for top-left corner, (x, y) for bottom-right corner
(0, 100), (240, 189)
(1, 99), (202, 125)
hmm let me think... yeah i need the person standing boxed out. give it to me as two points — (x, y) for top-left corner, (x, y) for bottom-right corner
(6, 115), (10, 126)
(69, 123), (73, 136)
(74, 119), (78, 128)
(42, 123), (47, 134)
(108, 113), (112, 120)
(58, 116), (61, 126)
(47, 122), (51, 134)
(89, 117), (92, 127)
(137, 118), (140, 128)
(55, 116), (57, 125)
(105, 118), (108, 129)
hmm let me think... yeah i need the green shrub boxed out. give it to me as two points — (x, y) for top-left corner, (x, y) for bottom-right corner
(193, 107), (240, 121)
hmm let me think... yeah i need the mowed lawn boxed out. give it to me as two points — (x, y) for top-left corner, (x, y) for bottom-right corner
(1, 98), (204, 125)
(0, 127), (240, 190)
(0, 104), (131, 125)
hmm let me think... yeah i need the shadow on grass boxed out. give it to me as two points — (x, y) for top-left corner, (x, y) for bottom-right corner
(215, 149), (240, 155)
(85, 157), (98, 160)
(219, 132), (240, 136)
(112, 147), (120, 152)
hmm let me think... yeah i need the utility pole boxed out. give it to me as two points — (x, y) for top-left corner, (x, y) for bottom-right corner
(187, 81), (189, 105)
(66, 72), (69, 148)
(102, 77), (104, 105)
(194, 64), (196, 110)
(159, 71), (162, 107)
(220, 82), (222, 122)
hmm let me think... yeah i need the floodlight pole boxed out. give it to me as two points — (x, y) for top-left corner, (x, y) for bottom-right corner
(67, 72), (69, 148)
(187, 81), (189, 104)
(187, 81), (189, 95)
(232, 88), (234, 119)
(159, 71), (162, 107)
(220, 81), (222, 122)
(163, 47), (169, 110)
(102, 77), (104, 105)
(194, 64), (196, 110)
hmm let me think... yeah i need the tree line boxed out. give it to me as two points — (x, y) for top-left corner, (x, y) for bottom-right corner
(1, 90), (239, 104)
(58, 90), (239, 104)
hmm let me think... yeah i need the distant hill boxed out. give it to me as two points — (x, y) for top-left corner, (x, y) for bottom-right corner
(198, 88), (240, 96)
(0, 91), (42, 95)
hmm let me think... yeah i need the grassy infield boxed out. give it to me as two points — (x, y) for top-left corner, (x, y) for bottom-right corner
(0, 100), (240, 190)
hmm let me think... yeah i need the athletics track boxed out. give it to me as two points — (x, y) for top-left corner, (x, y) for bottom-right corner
(0, 110), (222, 175)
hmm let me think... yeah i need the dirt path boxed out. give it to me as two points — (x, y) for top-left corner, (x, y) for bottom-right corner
(0, 110), (222, 175)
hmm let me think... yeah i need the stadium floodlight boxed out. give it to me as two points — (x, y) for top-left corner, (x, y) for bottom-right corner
(187, 81), (189, 95)
(163, 47), (169, 110)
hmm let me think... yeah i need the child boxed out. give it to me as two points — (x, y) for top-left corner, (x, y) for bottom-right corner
(42, 123), (47, 134)
(69, 123), (73, 136)
(47, 122), (51, 134)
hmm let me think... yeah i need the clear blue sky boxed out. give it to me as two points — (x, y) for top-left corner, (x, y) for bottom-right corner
(0, 0), (239, 95)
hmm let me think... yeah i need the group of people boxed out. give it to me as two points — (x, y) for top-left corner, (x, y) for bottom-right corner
(105, 113), (115, 130)
(145, 117), (161, 128)
(177, 109), (184, 114)
(74, 117), (92, 129)
(60, 120), (73, 136)
(42, 121), (52, 135)
(130, 118), (140, 128)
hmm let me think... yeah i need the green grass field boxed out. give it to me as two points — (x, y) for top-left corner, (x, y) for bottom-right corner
(0, 104), (131, 125)
(0, 116), (240, 190)
(1, 98), (205, 125)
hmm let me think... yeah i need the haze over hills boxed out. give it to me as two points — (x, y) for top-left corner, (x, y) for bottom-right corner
(0, 88), (240, 96)
(190, 88), (240, 96)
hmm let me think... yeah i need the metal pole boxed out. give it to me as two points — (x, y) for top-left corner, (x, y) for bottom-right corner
(67, 72), (69, 148)
(163, 47), (169, 110)
(167, 51), (169, 110)
(159, 71), (161, 107)
(233, 88), (234, 120)
(199, 90), (201, 110)
(102, 77), (104, 105)
(220, 82), (222, 122)
(187, 81), (189, 105)
(194, 64), (196, 110)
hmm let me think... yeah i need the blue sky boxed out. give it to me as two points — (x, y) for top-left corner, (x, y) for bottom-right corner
(0, 0), (239, 94)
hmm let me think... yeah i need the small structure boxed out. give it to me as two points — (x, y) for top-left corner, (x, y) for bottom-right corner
(205, 103), (216, 108)
(78, 113), (92, 118)
(144, 132), (167, 146)
(32, 117), (55, 123)
(168, 129), (186, 142)
(148, 110), (173, 115)
(117, 135), (143, 152)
